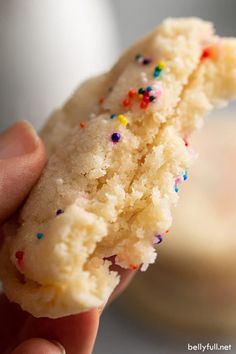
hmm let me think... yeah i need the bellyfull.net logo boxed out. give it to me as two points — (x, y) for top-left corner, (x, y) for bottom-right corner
(187, 343), (232, 352)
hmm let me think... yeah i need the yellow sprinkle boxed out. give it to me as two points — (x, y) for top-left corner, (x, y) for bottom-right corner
(118, 114), (129, 126)
(138, 94), (143, 100)
(158, 60), (166, 69)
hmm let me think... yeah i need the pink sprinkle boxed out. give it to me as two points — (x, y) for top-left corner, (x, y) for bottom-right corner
(154, 88), (162, 99)
(175, 177), (182, 185)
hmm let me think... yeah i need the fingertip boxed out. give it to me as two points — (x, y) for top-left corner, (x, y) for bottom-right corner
(11, 338), (65, 354)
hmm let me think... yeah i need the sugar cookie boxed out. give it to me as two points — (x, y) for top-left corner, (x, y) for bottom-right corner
(1, 18), (236, 318)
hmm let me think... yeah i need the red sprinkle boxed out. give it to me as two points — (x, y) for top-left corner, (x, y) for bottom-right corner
(80, 122), (86, 129)
(128, 89), (137, 98)
(200, 45), (218, 61)
(129, 264), (139, 270)
(15, 251), (24, 267)
(15, 251), (24, 260)
(140, 101), (148, 109)
(123, 98), (131, 107)
(99, 98), (104, 105)
(201, 48), (211, 60)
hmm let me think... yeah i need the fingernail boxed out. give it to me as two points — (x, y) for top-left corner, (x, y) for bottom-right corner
(50, 340), (66, 354)
(0, 121), (40, 160)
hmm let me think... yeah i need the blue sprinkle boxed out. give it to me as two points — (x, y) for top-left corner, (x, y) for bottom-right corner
(174, 185), (179, 193)
(153, 69), (161, 78)
(146, 86), (152, 92)
(110, 113), (116, 119)
(183, 171), (188, 181)
(36, 232), (44, 240)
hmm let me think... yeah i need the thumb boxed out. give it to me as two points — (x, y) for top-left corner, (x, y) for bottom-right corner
(0, 121), (47, 224)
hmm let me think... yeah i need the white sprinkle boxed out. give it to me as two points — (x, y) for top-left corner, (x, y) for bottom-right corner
(140, 263), (149, 272)
(140, 71), (148, 83)
(56, 178), (63, 185)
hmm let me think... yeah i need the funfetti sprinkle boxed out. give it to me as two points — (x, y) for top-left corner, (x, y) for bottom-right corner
(111, 132), (121, 143)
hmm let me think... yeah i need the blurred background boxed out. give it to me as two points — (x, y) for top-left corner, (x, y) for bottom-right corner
(1, 1), (236, 353)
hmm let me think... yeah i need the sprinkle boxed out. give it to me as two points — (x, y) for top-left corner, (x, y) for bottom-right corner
(153, 61), (166, 78)
(174, 176), (182, 192)
(134, 54), (152, 65)
(200, 45), (218, 60)
(174, 185), (179, 193)
(201, 48), (210, 60)
(138, 88), (145, 94)
(143, 58), (152, 65)
(153, 235), (163, 245)
(140, 72), (148, 83)
(56, 178), (63, 185)
(149, 95), (155, 102)
(175, 177), (182, 185)
(183, 171), (188, 181)
(146, 86), (152, 92)
(128, 89), (137, 98)
(129, 264), (139, 270)
(140, 263), (149, 272)
(15, 251), (24, 261)
(138, 94), (144, 100)
(111, 132), (121, 143)
(80, 122), (86, 129)
(142, 95), (150, 103)
(137, 57), (143, 64)
(154, 88), (162, 99)
(36, 232), (44, 240)
(99, 98), (104, 105)
(110, 113), (116, 119)
(56, 209), (64, 216)
(158, 61), (166, 69)
(123, 98), (131, 107)
(140, 101), (148, 109)
(15, 251), (24, 267)
(118, 114), (128, 126)
(153, 67), (161, 78)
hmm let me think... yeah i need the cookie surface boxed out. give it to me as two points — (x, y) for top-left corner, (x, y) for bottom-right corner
(1, 18), (236, 318)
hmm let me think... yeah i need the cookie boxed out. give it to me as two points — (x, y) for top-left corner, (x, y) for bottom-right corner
(1, 18), (236, 318)
(120, 117), (236, 336)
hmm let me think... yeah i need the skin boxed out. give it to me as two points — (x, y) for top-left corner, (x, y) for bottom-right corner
(0, 121), (135, 354)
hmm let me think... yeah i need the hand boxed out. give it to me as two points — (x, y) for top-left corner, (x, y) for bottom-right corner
(0, 121), (135, 354)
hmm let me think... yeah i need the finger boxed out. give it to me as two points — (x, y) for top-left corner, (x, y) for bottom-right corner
(0, 121), (47, 224)
(0, 295), (29, 353)
(11, 338), (64, 354)
(17, 309), (99, 354)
